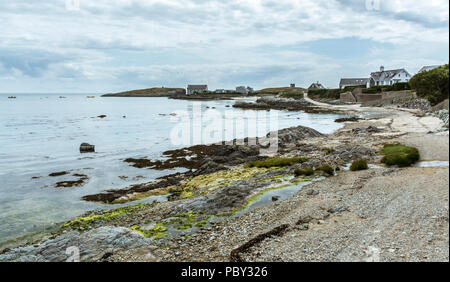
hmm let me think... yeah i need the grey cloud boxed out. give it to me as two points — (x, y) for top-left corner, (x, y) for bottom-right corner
(0, 49), (69, 77)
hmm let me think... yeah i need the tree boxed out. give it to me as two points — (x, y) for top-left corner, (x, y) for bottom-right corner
(409, 64), (449, 105)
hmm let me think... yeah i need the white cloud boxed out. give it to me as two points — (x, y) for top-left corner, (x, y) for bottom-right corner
(0, 0), (448, 92)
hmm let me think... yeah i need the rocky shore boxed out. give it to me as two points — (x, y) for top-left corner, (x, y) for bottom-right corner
(1, 97), (448, 262)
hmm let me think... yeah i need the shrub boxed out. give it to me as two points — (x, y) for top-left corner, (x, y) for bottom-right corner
(294, 168), (315, 176)
(409, 64), (449, 106)
(350, 159), (369, 171)
(245, 157), (308, 168)
(316, 165), (334, 175)
(380, 144), (420, 167)
(308, 88), (342, 100)
(362, 83), (411, 94)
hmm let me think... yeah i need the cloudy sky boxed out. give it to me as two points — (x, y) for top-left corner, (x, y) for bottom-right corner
(0, 0), (448, 93)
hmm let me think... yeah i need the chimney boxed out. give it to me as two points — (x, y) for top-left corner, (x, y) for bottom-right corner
(380, 66), (385, 72)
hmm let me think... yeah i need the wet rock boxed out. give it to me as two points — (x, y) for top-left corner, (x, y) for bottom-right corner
(97, 115), (107, 118)
(0, 226), (155, 262)
(272, 196), (280, 202)
(80, 143), (95, 153)
(49, 171), (69, 177)
(335, 116), (361, 123)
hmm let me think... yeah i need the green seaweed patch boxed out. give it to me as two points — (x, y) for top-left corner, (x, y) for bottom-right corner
(380, 144), (420, 167)
(294, 168), (315, 176)
(350, 159), (369, 171)
(131, 223), (168, 239)
(245, 157), (308, 168)
(62, 204), (148, 229)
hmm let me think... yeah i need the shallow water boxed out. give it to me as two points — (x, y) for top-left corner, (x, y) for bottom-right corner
(414, 161), (449, 167)
(238, 176), (326, 213)
(0, 93), (344, 244)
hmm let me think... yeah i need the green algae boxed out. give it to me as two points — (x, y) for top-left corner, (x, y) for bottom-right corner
(62, 204), (148, 229)
(245, 157), (308, 168)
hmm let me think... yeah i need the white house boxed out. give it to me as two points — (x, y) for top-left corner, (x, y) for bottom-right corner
(370, 66), (411, 87)
(187, 85), (208, 95)
(418, 65), (443, 73)
(236, 86), (248, 94)
(339, 78), (370, 89)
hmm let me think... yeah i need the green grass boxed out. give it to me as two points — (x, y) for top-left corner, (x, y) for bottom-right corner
(294, 168), (315, 176)
(245, 157), (308, 168)
(350, 159), (369, 171)
(380, 144), (420, 167)
(316, 165), (334, 175)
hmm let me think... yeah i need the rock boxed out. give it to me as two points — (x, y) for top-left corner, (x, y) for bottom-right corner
(400, 98), (431, 111)
(272, 196), (280, 202)
(80, 143), (95, 153)
(306, 189), (319, 196)
(0, 226), (155, 262)
(437, 109), (449, 126)
(97, 115), (107, 118)
(335, 116), (361, 123)
(352, 126), (382, 134)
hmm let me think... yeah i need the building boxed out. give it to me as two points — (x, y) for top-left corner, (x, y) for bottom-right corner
(370, 66), (411, 87)
(308, 81), (325, 90)
(187, 85), (208, 95)
(214, 89), (226, 94)
(418, 65), (443, 73)
(236, 86), (248, 94)
(339, 78), (370, 89)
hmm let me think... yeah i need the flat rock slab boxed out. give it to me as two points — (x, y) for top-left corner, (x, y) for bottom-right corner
(0, 226), (153, 262)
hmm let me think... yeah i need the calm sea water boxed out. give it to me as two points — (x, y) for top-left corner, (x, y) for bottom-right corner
(0, 93), (344, 245)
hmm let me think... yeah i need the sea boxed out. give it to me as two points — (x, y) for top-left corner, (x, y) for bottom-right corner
(0, 93), (345, 246)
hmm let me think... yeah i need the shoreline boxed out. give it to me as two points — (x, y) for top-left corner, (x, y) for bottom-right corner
(1, 97), (448, 262)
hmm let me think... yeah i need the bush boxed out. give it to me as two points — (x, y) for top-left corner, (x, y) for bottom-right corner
(245, 157), (308, 168)
(380, 144), (420, 167)
(409, 64), (449, 106)
(350, 159), (369, 171)
(308, 88), (342, 100)
(362, 83), (411, 94)
(294, 168), (315, 176)
(316, 165), (334, 175)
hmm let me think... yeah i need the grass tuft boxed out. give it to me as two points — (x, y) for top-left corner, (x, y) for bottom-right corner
(380, 144), (420, 167)
(350, 159), (369, 171)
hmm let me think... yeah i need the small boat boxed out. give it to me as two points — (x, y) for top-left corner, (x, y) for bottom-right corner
(8, 96), (16, 99)
(59, 96), (66, 99)
(86, 96), (95, 98)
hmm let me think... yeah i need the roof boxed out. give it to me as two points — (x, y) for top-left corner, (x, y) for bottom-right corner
(418, 65), (442, 73)
(308, 82), (325, 89)
(339, 78), (370, 86)
(187, 85), (208, 90)
(370, 69), (409, 81)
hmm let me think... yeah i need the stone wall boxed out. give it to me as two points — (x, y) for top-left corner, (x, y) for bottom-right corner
(340, 92), (356, 103)
(340, 88), (416, 105)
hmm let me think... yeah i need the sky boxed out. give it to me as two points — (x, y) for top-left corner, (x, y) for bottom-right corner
(0, 0), (448, 93)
